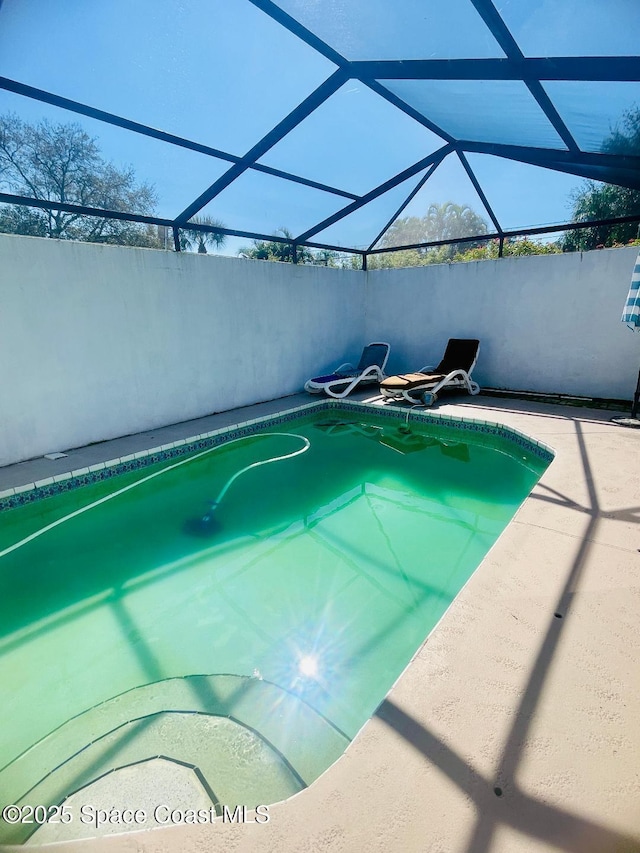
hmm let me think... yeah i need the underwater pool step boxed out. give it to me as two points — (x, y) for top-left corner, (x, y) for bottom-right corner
(27, 756), (215, 845)
(0, 675), (349, 846)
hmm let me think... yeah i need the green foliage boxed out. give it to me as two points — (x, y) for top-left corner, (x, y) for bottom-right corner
(0, 204), (48, 238)
(239, 228), (311, 263)
(179, 216), (226, 253)
(0, 112), (162, 247)
(365, 237), (560, 269)
(562, 182), (640, 251)
(238, 228), (349, 266)
(562, 107), (640, 251)
(308, 248), (341, 267)
(361, 201), (490, 268)
(452, 243), (497, 262)
(365, 248), (440, 269)
(603, 106), (640, 157)
(504, 238), (561, 256)
(454, 238), (560, 262)
(379, 201), (489, 259)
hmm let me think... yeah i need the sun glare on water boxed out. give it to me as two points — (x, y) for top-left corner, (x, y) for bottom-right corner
(298, 655), (319, 678)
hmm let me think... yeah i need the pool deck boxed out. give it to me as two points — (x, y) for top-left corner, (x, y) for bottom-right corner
(1, 392), (639, 853)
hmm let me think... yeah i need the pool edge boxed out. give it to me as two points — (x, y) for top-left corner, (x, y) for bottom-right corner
(0, 399), (554, 512)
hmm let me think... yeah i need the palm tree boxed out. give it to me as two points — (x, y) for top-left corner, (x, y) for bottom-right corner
(179, 215), (226, 253)
(238, 227), (312, 263)
(380, 201), (488, 256)
(424, 202), (488, 243)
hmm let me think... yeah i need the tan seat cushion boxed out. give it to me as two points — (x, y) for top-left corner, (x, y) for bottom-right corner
(381, 372), (444, 391)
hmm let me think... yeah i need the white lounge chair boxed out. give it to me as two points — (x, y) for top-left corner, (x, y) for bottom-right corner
(380, 338), (480, 405)
(304, 342), (390, 399)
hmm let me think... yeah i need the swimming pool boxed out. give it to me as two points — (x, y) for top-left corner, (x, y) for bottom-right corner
(0, 401), (552, 843)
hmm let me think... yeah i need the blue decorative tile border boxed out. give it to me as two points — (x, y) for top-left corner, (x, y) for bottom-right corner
(0, 399), (554, 513)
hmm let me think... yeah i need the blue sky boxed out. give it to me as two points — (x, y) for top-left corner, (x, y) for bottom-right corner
(0, 0), (638, 255)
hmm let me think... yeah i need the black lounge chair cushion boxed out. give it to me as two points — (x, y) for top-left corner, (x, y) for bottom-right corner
(436, 338), (480, 374)
(381, 339), (480, 391)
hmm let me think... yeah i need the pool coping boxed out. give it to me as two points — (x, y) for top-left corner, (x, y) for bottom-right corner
(0, 399), (554, 512)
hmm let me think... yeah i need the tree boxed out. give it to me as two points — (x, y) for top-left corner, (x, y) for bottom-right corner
(562, 182), (640, 251)
(238, 227), (313, 263)
(238, 229), (344, 266)
(178, 215), (226, 253)
(309, 248), (340, 267)
(562, 106), (640, 251)
(360, 236), (561, 270)
(0, 113), (161, 247)
(604, 106), (640, 157)
(0, 203), (47, 237)
(452, 237), (561, 262)
(378, 201), (489, 258)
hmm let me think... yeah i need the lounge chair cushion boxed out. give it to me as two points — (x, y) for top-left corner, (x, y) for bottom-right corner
(357, 343), (390, 371)
(380, 372), (445, 391)
(304, 341), (390, 398)
(436, 339), (480, 374)
(309, 371), (357, 384)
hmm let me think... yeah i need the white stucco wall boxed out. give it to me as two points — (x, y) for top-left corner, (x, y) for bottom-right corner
(1, 234), (639, 467)
(0, 235), (364, 466)
(365, 246), (640, 400)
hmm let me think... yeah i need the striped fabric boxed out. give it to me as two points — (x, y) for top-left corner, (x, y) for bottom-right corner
(622, 250), (640, 329)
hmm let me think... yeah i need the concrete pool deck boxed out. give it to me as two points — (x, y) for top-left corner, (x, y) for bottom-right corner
(1, 393), (639, 853)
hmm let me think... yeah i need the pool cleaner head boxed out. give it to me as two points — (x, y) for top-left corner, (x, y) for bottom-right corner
(184, 433), (311, 538)
(184, 502), (221, 537)
(202, 501), (219, 523)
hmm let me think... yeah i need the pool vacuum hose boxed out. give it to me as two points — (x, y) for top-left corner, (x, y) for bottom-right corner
(202, 433), (310, 522)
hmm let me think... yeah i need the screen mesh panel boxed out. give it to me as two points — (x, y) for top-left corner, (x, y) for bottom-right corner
(0, 0), (638, 255)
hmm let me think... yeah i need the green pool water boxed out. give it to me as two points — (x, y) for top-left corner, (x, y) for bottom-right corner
(0, 409), (549, 842)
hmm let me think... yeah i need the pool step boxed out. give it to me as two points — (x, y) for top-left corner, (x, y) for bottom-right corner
(0, 674), (349, 845)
